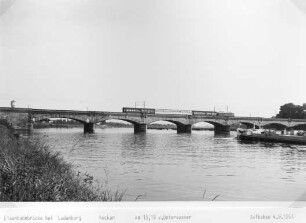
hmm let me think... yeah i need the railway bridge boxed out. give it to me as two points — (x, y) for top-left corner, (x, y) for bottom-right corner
(1, 107), (306, 134)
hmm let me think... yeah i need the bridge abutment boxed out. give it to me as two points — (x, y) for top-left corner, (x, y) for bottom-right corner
(0, 110), (33, 134)
(177, 124), (192, 134)
(214, 125), (230, 135)
(134, 123), (147, 133)
(84, 123), (94, 133)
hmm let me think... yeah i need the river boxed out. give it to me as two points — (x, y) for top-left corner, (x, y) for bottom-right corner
(31, 128), (306, 201)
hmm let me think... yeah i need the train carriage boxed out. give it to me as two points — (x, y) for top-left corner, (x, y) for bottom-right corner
(217, 112), (235, 117)
(155, 109), (192, 115)
(192, 110), (234, 117)
(192, 111), (218, 116)
(122, 107), (155, 114)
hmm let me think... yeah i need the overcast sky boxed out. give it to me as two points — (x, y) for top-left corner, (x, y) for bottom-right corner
(1, 0), (306, 117)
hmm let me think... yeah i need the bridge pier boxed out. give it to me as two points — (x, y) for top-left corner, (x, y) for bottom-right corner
(177, 124), (192, 134)
(214, 125), (230, 135)
(134, 123), (147, 133)
(0, 110), (33, 135)
(84, 123), (94, 134)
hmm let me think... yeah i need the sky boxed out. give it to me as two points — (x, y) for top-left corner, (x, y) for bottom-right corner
(1, 0), (306, 117)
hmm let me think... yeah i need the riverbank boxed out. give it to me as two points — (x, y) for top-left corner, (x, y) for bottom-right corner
(0, 121), (124, 201)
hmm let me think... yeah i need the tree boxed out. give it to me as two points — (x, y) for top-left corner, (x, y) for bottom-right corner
(276, 103), (304, 119)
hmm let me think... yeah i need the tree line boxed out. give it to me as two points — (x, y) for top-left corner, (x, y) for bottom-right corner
(275, 103), (306, 119)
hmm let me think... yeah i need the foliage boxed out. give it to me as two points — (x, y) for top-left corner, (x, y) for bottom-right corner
(275, 103), (305, 119)
(0, 119), (14, 131)
(0, 125), (125, 201)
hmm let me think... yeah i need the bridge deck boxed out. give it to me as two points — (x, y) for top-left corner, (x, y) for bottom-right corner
(1, 107), (306, 126)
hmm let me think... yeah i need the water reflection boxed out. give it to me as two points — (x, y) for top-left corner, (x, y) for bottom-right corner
(214, 132), (231, 138)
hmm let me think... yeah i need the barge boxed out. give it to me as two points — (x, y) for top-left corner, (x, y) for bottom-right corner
(237, 128), (306, 145)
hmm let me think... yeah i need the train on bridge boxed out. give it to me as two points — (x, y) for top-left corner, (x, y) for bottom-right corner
(122, 107), (234, 117)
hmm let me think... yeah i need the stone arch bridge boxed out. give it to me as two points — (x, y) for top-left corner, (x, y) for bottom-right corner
(1, 107), (306, 134)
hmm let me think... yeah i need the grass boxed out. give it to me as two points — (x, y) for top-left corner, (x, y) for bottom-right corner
(202, 189), (220, 201)
(0, 122), (125, 201)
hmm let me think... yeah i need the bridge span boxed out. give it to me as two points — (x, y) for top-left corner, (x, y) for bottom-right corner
(1, 107), (306, 134)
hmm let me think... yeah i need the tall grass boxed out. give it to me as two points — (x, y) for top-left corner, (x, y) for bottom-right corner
(0, 124), (124, 201)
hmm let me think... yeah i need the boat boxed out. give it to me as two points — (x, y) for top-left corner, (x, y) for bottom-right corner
(237, 128), (306, 145)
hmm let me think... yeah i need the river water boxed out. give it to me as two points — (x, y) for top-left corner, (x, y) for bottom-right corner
(32, 128), (306, 201)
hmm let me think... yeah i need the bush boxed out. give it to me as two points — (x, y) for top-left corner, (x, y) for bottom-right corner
(0, 119), (14, 132)
(0, 125), (124, 201)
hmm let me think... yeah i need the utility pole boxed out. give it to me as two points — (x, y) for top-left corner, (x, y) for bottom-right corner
(135, 101), (146, 108)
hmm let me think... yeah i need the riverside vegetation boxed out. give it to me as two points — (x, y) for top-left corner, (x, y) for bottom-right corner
(0, 120), (125, 201)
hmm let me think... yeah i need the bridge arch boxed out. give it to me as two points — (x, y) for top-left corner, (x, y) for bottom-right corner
(146, 119), (191, 133)
(239, 122), (260, 129)
(63, 117), (87, 124)
(97, 117), (146, 133)
(147, 120), (176, 130)
(190, 120), (231, 134)
(290, 123), (306, 130)
(161, 120), (187, 126)
(98, 117), (143, 125)
(262, 122), (288, 129)
(98, 119), (132, 125)
(35, 118), (51, 123)
(228, 120), (260, 129)
(33, 115), (88, 124)
(191, 121), (214, 129)
(114, 118), (140, 125)
(191, 120), (229, 128)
